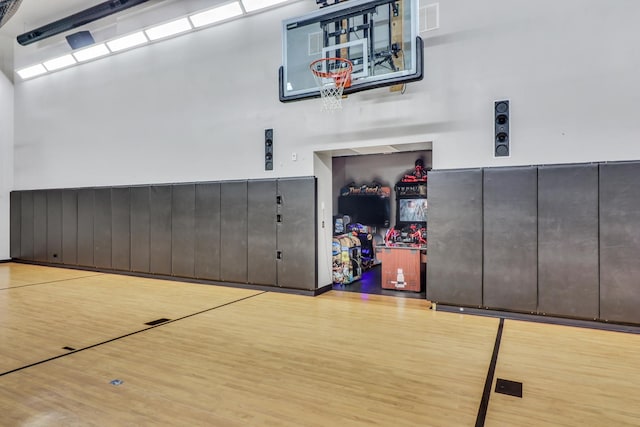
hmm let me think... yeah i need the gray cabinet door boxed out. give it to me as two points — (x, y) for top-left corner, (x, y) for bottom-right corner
(248, 180), (277, 285)
(277, 177), (317, 290)
(150, 185), (172, 275)
(61, 190), (78, 265)
(172, 184), (196, 278)
(94, 188), (112, 269)
(10, 192), (20, 259)
(600, 162), (640, 323)
(47, 190), (63, 264)
(33, 191), (48, 262)
(111, 188), (131, 271)
(130, 186), (150, 273)
(77, 189), (95, 267)
(538, 164), (599, 318)
(483, 167), (538, 312)
(195, 183), (221, 280)
(20, 191), (34, 260)
(220, 181), (248, 283)
(426, 169), (483, 306)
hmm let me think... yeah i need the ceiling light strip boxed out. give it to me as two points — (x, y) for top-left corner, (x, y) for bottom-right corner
(190, 2), (244, 28)
(241, 0), (289, 13)
(145, 17), (193, 40)
(43, 54), (77, 71)
(16, 64), (48, 79)
(106, 31), (149, 52)
(16, 0), (298, 80)
(73, 43), (111, 62)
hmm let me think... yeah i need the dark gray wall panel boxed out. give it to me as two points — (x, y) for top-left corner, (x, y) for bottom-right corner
(426, 169), (483, 306)
(172, 184), (195, 278)
(33, 191), (48, 262)
(248, 180), (277, 285)
(32, 191), (48, 262)
(46, 190), (62, 263)
(20, 191), (34, 260)
(111, 188), (131, 271)
(277, 177), (317, 290)
(150, 185), (172, 275)
(220, 181), (248, 283)
(483, 167), (538, 312)
(600, 162), (640, 323)
(10, 192), (20, 259)
(130, 186), (150, 273)
(538, 164), (599, 318)
(77, 189), (95, 267)
(195, 183), (221, 280)
(61, 190), (78, 265)
(93, 188), (112, 269)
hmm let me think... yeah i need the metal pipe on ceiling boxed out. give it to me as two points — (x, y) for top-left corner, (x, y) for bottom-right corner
(17, 0), (151, 46)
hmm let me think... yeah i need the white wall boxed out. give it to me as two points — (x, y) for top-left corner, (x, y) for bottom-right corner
(314, 152), (333, 287)
(0, 34), (14, 83)
(426, 0), (640, 168)
(13, 0), (640, 190)
(0, 69), (13, 259)
(9, 0), (640, 263)
(14, 2), (320, 190)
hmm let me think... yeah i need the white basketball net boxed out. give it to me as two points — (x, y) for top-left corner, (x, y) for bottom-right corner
(313, 78), (347, 111)
(310, 59), (352, 112)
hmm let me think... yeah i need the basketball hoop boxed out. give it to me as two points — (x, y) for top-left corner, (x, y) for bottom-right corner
(310, 57), (353, 111)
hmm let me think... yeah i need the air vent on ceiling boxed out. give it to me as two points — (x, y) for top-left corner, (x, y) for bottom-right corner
(419, 2), (439, 33)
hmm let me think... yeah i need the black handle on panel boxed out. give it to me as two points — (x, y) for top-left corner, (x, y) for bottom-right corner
(277, 214), (282, 223)
(276, 195), (282, 204)
(276, 251), (282, 260)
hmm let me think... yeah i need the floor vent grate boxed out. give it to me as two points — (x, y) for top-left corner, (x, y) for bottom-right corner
(495, 378), (523, 398)
(145, 318), (171, 326)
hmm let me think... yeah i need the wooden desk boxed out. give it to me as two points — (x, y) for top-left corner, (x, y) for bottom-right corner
(376, 245), (426, 292)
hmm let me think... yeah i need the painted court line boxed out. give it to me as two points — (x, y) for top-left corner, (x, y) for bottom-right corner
(475, 317), (504, 427)
(0, 291), (268, 378)
(0, 273), (106, 291)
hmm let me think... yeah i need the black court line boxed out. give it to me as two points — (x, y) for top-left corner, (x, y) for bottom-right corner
(475, 317), (504, 427)
(0, 291), (268, 378)
(0, 273), (106, 291)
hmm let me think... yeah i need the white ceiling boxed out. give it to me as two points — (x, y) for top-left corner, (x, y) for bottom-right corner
(0, 0), (174, 79)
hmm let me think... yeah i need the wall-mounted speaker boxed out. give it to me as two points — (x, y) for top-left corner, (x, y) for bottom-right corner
(495, 100), (509, 157)
(265, 129), (274, 171)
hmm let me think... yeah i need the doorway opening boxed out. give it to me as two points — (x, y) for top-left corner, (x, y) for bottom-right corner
(315, 142), (431, 299)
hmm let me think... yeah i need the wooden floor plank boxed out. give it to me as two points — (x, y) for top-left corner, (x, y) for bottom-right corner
(0, 266), (499, 426)
(0, 262), (102, 289)
(0, 264), (261, 373)
(486, 319), (640, 427)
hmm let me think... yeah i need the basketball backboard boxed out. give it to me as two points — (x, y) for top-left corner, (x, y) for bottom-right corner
(279, 0), (423, 102)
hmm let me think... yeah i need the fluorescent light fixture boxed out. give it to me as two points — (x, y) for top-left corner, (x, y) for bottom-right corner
(107, 31), (148, 52)
(241, 0), (288, 12)
(73, 43), (111, 62)
(43, 54), (77, 71)
(189, 2), (244, 28)
(145, 17), (192, 40)
(16, 64), (47, 79)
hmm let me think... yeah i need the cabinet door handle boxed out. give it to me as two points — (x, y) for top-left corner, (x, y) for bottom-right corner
(276, 195), (282, 204)
(276, 251), (282, 260)
(277, 214), (282, 223)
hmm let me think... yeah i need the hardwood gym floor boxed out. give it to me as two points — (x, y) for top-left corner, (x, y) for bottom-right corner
(1, 263), (640, 426)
